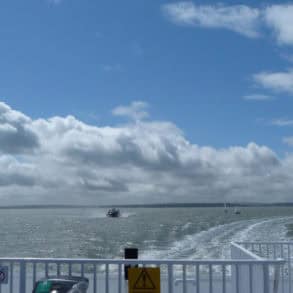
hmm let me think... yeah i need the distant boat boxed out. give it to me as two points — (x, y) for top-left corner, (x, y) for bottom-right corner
(224, 203), (228, 213)
(234, 207), (241, 215)
(107, 208), (120, 218)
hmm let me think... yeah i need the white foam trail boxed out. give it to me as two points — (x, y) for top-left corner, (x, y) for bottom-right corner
(141, 216), (293, 260)
(232, 217), (290, 243)
(181, 222), (192, 231)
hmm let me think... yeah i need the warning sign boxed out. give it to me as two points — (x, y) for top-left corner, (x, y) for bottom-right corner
(128, 268), (160, 293)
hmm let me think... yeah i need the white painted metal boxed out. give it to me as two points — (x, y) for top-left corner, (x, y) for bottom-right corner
(0, 242), (288, 293)
(0, 257), (284, 293)
(237, 241), (293, 293)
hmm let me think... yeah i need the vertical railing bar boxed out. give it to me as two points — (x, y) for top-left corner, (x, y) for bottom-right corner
(273, 264), (281, 293)
(209, 264), (213, 293)
(57, 262), (60, 276)
(10, 262), (13, 293)
(196, 264), (200, 293)
(281, 244), (284, 293)
(168, 264), (173, 293)
(81, 263), (84, 277)
(259, 244), (262, 257)
(273, 244), (277, 259)
(222, 265), (226, 293)
(263, 264), (270, 293)
(19, 260), (26, 293)
(118, 264), (122, 293)
(45, 262), (49, 277)
(288, 244), (292, 293)
(93, 264), (97, 293)
(0, 262), (2, 293)
(266, 244), (270, 258)
(33, 262), (37, 286)
(105, 263), (109, 293)
(183, 264), (187, 293)
(235, 264), (239, 293)
(69, 263), (72, 276)
(249, 264), (253, 293)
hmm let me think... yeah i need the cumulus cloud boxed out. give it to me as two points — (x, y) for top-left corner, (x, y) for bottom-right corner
(253, 70), (293, 94)
(162, 2), (261, 38)
(1, 101), (293, 204)
(271, 118), (293, 127)
(0, 102), (39, 154)
(162, 2), (293, 46)
(264, 5), (293, 45)
(112, 101), (149, 121)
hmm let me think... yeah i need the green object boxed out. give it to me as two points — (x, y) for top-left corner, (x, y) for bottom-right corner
(35, 281), (52, 293)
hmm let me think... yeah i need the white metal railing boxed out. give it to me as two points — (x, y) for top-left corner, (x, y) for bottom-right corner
(236, 242), (293, 293)
(0, 257), (285, 293)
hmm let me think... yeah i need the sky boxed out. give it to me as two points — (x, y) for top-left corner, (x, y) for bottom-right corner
(1, 0), (293, 204)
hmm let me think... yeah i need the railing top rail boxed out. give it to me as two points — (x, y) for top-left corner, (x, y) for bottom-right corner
(0, 257), (285, 265)
(231, 242), (263, 260)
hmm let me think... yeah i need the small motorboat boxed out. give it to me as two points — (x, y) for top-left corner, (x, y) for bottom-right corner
(107, 208), (120, 218)
(234, 208), (241, 215)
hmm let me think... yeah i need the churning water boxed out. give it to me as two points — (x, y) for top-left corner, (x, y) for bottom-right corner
(0, 207), (292, 259)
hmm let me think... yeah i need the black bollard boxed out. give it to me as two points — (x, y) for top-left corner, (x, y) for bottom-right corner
(124, 248), (138, 280)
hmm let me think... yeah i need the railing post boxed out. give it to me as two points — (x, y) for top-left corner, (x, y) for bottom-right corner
(263, 264), (269, 293)
(273, 264), (281, 293)
(168, 264), (173, 293)
(105, 263), (109, 293)
(19, 260), (26, 293)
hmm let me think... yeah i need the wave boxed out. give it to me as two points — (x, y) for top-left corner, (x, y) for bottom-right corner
(141, 216), (293, 260)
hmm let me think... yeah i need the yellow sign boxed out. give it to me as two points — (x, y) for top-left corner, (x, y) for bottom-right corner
(128, 268), (160, 293)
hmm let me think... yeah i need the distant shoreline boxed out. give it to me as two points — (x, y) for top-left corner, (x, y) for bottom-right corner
(0, 203), (293, 209)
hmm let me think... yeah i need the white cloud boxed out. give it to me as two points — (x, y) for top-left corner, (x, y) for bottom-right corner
(112, 101), (149, 121)
(264, 5), (293, 45)
(162, 2), (293, 46)
(162, 2), (261, 38)
(253, 70), (293, 94)
(2, 101), (293, 204)
(0, 102), (39, 154)
(283, 137), (293, 146)
(102, 64), (123, 73)
(243, 94), (273, 101)
(272, 118), (293, 126)
(47, 0), (63, 4)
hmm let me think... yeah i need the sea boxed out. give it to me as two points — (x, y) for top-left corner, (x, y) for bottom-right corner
(0, 207), (292, 260)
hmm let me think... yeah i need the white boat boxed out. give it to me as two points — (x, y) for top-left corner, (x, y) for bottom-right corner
(234, 207), (241, 214)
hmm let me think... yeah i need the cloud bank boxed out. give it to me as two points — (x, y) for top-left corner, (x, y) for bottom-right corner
(0, 101), (293, 204)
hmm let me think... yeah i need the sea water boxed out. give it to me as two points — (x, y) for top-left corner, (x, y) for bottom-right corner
(0, 207), (292, 259)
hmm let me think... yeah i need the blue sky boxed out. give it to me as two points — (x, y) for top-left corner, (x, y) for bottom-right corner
(1, 0), (293, 153)
(1, 1), (293, 203)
